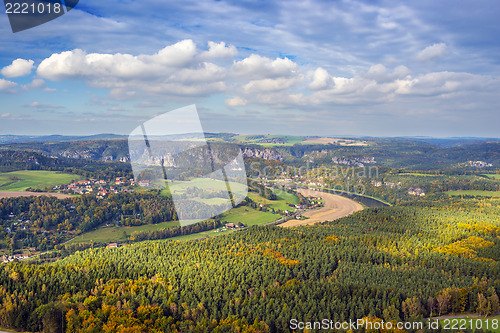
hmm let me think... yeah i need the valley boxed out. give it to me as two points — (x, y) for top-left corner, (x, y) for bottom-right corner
(0, 135), (499, 332)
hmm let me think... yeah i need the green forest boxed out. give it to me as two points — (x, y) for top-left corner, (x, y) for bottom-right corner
(0, 196), (499, 332)
(0, 137), (499, 332)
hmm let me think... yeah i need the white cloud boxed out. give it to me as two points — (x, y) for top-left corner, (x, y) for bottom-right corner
(225, 96), (247, 106)
(0, 78), (17, 91)
(1, 59), (34, 78)
(309, 67), (334, 90)
(1, 113), (11, 118)
(417, 43), (448, 61)
(243, 77), (300, 93)
(7, 39), (494, 114)
(26, 101), (64, 109)
(199, 41), (237, 60)
(36, 40), (232, 99)
(231, 54), (298, 79)
(22, 78), (46, 91)
(153, 39), (198, 67)
(108, 106), (126, 111)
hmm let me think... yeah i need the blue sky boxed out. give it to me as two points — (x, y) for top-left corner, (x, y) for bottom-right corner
(0, 0), (499, 137)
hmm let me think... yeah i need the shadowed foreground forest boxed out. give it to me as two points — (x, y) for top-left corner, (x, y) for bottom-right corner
(0, 196), (499, 332)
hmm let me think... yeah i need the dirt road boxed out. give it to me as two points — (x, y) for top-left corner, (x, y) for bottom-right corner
(279, 188), (363, 227)
(0, 191), (72, 199)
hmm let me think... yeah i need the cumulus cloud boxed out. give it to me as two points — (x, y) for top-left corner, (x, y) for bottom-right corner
(225, 96), (247, 106)
(0, 78), (17, 91)
(36, 40), (233, 99)
(199, 41), (237, 60)
(306, 66), (497, 105)
(231, 54), (298, 79)
(309, 68), (334, 90)
(1, 59), (34, 78)
(108, 106), (126, 111)
(243, 77), (301, 93)
(26, 101), (64, 109)
(417, 43), (448, 61)
(22, 78), (46, 91)
(2, 39), (492, 111)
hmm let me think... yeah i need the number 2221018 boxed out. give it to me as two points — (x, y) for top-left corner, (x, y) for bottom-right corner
(5, 2), (62, 14)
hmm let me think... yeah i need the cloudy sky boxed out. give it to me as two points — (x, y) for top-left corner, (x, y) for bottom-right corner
(0, 0), (499, 137)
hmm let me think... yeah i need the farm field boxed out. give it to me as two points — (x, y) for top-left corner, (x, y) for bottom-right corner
(482, 174), (500, 180)
(396, 172), (444, 177)
(446, 190), (500, 197)
(436, 314), (500, 333)
(169, 206), (280, 241)
(159, 178), (247, 205)
(220, 205), (279, 226)
(247, 189), (299, 211)
(68, 195), (280, 244)
(67, 221), (180, 244)
(0, 170), (80, 191)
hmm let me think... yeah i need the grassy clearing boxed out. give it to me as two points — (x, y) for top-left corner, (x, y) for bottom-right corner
(482, 174), (500, 180)
(220, 206), (278, 226)
(159, 178), (247, 204)
(0, 170), (81, 191)
(67, 221), (180, 244)
(397, 173), (444, 177)
(248, 189), (299, 211)
(446, 190), (500, 197)
(168, 206), (279, 241)
(436, 314), (500, 332)
(68, 193), (280, 244)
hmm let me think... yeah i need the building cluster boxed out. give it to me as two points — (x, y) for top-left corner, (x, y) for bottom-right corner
(371, 180), (402, 189)
(467, 161), (493, 168)
(408, 187), (426, 196)
(2, 247), (38, 263)
(54, 177), (136, 197)
(272, 175), (327, 188)
(214, 222), (246, 233)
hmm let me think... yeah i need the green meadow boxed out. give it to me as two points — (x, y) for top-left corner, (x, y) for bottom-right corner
(247, 189), (299, 211)
(446, 190), (500, 197)
(68, 189), (285, 244)
(220, 206), (278, 226)
(482, 173), (500, 180)
(0, 170), (81, 191)
(67, 221), (180, 244)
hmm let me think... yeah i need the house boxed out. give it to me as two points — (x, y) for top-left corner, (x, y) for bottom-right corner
(106, 243), (118, 248)
(226, 223), (235, 228)
(98, 189), (108, 196)
(408, 187), (425, 196)
(138, 180), (150, 187)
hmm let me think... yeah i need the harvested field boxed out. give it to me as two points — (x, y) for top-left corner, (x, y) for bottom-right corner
(0, 191), (72, 199)
(280, 189), (363, 227)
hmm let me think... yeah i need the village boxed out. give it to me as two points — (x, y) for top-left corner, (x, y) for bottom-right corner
(54, 177), (147, 198)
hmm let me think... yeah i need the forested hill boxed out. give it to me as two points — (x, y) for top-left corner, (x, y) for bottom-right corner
(0, 196), (498, 332)
(1, 137), (499, 169)
(0, 150), (132, 178)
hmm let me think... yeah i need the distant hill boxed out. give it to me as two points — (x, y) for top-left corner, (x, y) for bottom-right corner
(0, 134), (126, 144)
(0, 134), (498, 169)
